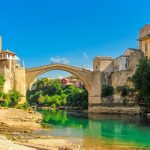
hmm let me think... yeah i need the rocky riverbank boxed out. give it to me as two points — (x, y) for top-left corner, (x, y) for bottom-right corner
(0, 108), (80, 150)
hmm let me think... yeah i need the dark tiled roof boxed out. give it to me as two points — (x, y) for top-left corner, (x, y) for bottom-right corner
(115, 55), (129, 60)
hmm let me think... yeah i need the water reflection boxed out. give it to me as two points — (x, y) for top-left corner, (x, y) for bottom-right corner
(38, 110), (150, 148)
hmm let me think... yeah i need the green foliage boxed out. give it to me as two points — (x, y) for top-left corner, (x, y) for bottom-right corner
(9, 90), (20, 107)
(65, 85), (88, 108)
(0, 74), (5, 91)
(0, 74), (21, 108)
(17, 102), (30, 109)
(101, 85), (114, 97)
(37, 95), (45, 105)
(27, 78), (88, 109)
(117, 85), (130, 97)
(132, 58), (150, 102)
(1, 90), (21, 107)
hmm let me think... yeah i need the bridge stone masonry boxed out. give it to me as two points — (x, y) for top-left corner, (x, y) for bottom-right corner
(26, 63), (102, 110)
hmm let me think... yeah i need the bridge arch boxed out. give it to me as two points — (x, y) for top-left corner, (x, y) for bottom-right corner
(26, 64), (92, 93)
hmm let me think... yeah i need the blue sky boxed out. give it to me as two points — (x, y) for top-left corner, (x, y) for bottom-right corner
(0, 0), (150, 78)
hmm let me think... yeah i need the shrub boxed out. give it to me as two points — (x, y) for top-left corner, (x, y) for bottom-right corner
(9, 90), (21, 107)
(101, 85), (114, 97)
(117, 85), (130, 97)
(17, 102), (30, 109)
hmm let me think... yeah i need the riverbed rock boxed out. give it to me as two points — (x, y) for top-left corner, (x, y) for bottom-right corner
(0, 135), (36, 150)
(0, 108), (42, 132)
(0, 108), (80, 150)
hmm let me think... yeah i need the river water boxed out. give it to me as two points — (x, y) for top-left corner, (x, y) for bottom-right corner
(35, 110), (150, 149)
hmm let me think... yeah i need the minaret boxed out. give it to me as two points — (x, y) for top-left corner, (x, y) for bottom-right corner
(0, 36), (2, 51)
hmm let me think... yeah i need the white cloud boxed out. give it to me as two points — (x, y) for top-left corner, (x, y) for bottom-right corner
(61, 58), (69, 64)
(57, 75), (64, 79)
(50, 56), (69, 65)
(83, 52), (88, 59)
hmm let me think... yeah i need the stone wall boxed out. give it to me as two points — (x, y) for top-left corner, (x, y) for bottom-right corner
(88, 105), (141, 114)
(0, 67), (14, 93)
(111, 70), (134, 88)
(93, 57), (113, 72)
(14, 67), (26, 96)
(111, 50), (143, 89)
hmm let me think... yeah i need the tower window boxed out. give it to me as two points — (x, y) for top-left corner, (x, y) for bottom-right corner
(96, 66), (98, 69)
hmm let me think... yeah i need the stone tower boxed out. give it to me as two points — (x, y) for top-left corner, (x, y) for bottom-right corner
(139, 24), (150, 58)
(0, 37), (26, 102)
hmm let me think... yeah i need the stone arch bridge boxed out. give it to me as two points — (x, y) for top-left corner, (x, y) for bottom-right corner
(26, 64), (102, 107)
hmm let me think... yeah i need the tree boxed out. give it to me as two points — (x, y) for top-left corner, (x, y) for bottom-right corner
(132, 58), (150, 102)
(27, 78), (88, 109)
(37, 95), (45, 106)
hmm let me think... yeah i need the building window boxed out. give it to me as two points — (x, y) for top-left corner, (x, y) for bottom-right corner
(125, 58), (129, 70)
(0, 55), (2, 58)
(96, 66), (98, 69)
(3, 54), (5, 57)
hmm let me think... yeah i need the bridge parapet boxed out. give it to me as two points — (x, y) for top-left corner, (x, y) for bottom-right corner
(26, 63), (91, 72)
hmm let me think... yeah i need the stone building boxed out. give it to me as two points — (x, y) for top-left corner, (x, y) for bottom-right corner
(112, 48), (143, 88)
(93, 57), (114, 85)
(93, 48), (143, 89)
(139, 24), (150, 58)
(0, 37), (26, 101)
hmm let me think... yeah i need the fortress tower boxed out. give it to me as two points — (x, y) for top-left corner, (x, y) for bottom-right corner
(139, 24), (150, 58)
(0, 37), (26, 100)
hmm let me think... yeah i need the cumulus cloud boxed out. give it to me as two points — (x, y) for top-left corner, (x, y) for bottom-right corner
(50, 56), (69, 65)
(83, 52), (88, 59)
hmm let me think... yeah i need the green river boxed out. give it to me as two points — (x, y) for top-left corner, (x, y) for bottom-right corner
(35, 110), (150, 149)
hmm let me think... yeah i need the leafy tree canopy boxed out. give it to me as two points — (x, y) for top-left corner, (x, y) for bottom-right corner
(132, 58), (150, 102)
(27, 78), (88, 109)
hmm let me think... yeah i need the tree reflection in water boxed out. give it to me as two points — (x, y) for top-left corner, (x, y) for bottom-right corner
(38, 110), (150, 148)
